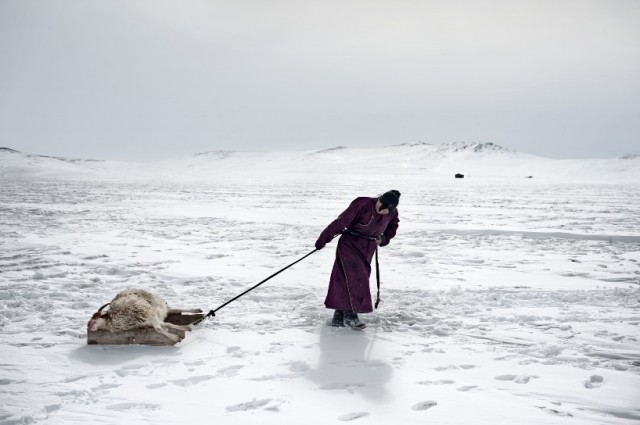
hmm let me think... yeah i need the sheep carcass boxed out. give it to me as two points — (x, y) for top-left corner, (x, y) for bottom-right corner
(89, 288), (201, 342)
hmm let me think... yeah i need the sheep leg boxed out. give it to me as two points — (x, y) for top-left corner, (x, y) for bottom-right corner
(150, 319), (180, 342)
(163, 322), (192, 332)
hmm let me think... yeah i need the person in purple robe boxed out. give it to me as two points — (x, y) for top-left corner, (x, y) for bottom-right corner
(315, 190), (400, 329)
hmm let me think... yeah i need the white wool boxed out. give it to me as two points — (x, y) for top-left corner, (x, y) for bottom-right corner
(91, 288), (169, 332)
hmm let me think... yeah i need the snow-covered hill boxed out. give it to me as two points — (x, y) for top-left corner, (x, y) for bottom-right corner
(1, 142), (639, 183)
(0, 147), (156, 179)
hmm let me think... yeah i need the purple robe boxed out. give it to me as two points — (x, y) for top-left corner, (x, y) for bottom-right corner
(315, 197), (399, 313)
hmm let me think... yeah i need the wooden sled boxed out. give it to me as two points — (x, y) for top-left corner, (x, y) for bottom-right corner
(87, 312), (205, 346)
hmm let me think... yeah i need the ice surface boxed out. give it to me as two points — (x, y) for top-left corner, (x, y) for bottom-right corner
(1, 146), (639, 424)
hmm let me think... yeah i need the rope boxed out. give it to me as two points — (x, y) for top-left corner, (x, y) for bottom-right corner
(205, 249), (318, 318)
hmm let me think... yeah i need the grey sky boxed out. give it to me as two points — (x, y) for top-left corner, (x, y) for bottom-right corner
(1, 0), (638, 161)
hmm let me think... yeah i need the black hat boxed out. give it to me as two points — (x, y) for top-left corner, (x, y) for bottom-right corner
(379, 190), (401, 211)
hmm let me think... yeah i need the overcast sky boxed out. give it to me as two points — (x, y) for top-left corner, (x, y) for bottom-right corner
(1, 0), (638, 161)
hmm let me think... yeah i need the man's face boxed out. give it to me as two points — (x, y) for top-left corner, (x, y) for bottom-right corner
(375, 200), (390, 215)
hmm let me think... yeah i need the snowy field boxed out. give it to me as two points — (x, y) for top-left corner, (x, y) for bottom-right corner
(1, 152), (640, 424)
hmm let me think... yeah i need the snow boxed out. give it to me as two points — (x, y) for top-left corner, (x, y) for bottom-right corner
(1, 143), (639, 424)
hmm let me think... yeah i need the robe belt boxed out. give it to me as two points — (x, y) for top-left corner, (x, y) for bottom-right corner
(342, 229), (380, 241)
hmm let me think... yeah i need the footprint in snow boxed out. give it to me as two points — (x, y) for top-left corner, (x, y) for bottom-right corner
(457, 385), (478, 392)
(538, 406), (573, 417)
(338, 412), (370, 421)
(226, 346), (249, 358)
(169, 375), (215, 387)
(94, 383), (120, 390)
(64, 375), (89, 383)
(107, 402), (161, 411)
(226, 398), (282, 412)
(146, 383), (167, 389)
(412, 401), (438, 411)
(417, 379), (455, 385)
(286, 361), (310, 374)
(113, 363), (146, 377)
(216, 365), (244, 377)
(585, 375), (604, 389)
(44, 404), (61, 414)
(267, 342), (286, 353)
(91, 383), (121, 396)
(494, 374), (517, 381)
(434, 365), (458, 371)
(251, 361), (310, 381)
(515, 375), (537, 384)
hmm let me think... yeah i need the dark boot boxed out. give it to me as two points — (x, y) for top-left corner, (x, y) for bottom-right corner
(331, 310), (345, 327)
(344, 311), (366, 330)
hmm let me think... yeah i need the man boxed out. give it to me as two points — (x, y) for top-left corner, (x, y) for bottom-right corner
(315, 190), (400, 329)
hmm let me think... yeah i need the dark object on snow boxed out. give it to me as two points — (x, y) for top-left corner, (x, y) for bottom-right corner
(526, 176), (533, 179)
(455, 173), (464, 179)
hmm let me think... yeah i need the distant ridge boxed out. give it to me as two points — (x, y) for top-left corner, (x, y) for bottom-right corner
(307, 141), (515, 157)
(315, 146), (348, 154)
(438, 141), (511, 154)
(620, 154), (639, 160)
(395, 142), (435, 148)
(0, 147), (103, 163)
(194, 150), (234, 160)
(2, 143), (639, 183)
(391, 141), (513, 155)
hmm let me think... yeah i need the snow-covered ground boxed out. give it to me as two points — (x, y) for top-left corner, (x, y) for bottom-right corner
(1, 144), (639, 424)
